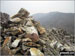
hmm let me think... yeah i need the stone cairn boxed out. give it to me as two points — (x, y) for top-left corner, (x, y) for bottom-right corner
(0, 8), (75, 56)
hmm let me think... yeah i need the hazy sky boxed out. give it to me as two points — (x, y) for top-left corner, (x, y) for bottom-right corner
(1, 1), (74, 16)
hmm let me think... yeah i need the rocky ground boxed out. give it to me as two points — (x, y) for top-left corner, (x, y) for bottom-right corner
(0, 8), (75, 56)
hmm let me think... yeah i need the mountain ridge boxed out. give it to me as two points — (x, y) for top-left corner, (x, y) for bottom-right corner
(32, 12), (74, 34)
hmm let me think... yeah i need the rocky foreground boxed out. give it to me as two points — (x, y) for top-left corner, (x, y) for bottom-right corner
(0, 8), (75, 56)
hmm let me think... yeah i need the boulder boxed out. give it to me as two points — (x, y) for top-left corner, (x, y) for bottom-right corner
(21, 26), (38, 35)
(11, 8), (30, 19)
(25, 33), (39, 42)
(0, 12), (11, 27)
(37, 26), (46, 35)
(11, 38), (21, 48)
(30, 48), (44, 56)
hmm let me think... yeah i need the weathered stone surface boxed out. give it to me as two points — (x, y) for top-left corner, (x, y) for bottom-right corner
(26, 18), (34, 26)
(25, 33), (39, 42)
(23, 42), (40, 47)
(1, 46), (12, 55)
(22, 38), (32, 42)
(11, 38), (21, 48)
(24, 26), (38, 35)
(0, 12), (11, 27)
(11, 8), (30, 19)
(37, 26), (46, 35)
(30, 48), (44, 56)
(11, 47), (21, 54)
(2, 36), (11, 47)
(10, 17), (22, 23)
(39, 39), (46, 45)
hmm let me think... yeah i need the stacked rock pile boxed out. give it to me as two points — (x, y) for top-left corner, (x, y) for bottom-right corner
(0, 8), (75, 56)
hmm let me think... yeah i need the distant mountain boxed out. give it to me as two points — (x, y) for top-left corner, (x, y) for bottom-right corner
(32, 12), (74, 34)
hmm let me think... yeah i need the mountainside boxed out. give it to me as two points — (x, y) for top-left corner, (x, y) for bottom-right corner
(33, 12), (74, 34)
